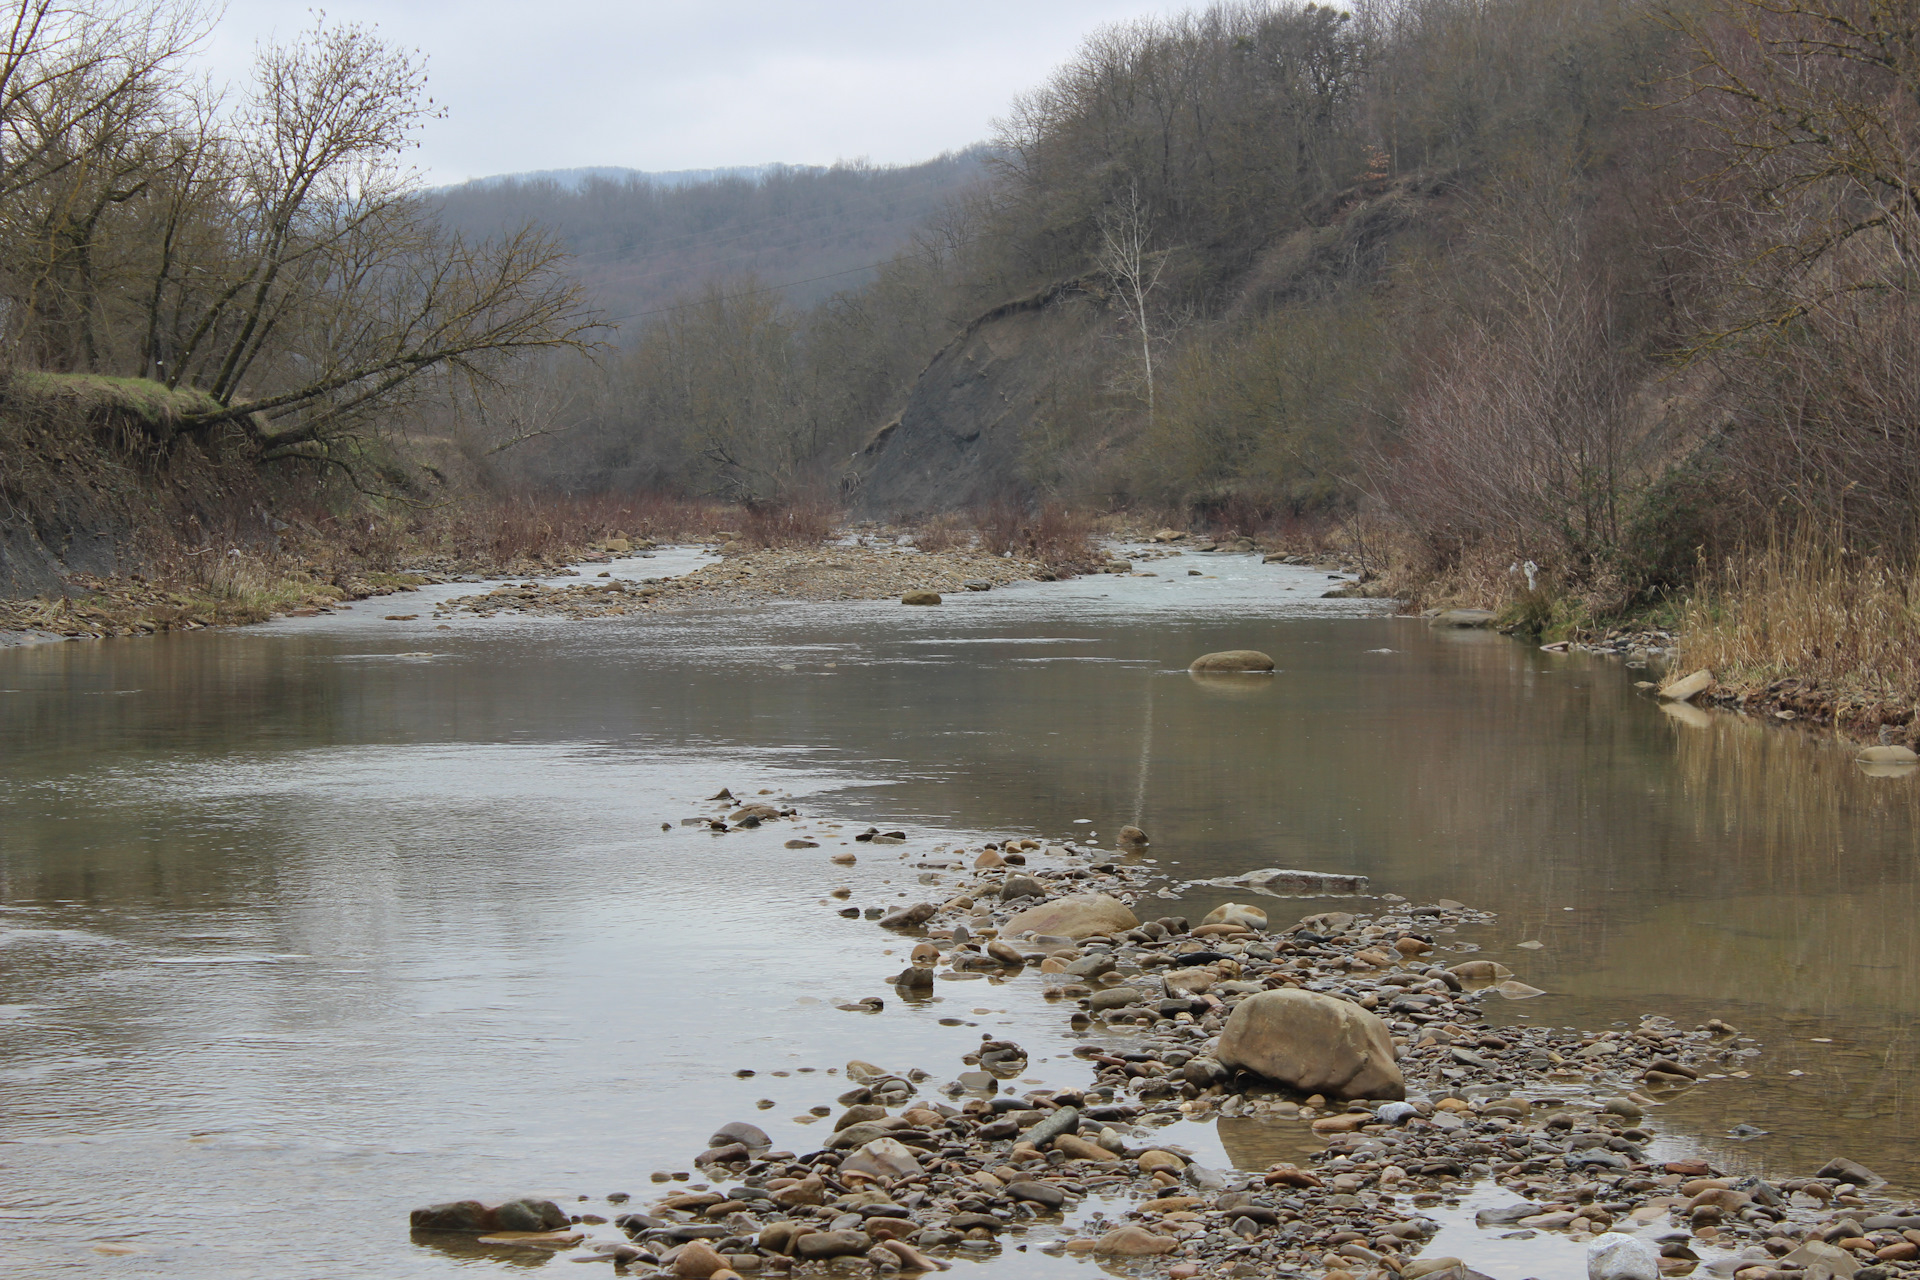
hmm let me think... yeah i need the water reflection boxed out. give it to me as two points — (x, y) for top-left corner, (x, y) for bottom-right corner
(1, 550), (1916, 1278)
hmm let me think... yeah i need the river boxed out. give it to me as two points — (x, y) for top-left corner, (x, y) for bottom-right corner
(2, 545), (1915, 1276)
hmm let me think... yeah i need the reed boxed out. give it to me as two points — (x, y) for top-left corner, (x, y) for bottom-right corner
(1677, 534), (1920, 701)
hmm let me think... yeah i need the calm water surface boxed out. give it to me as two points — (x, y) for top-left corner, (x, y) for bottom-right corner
(3, 548), (1917, 1278)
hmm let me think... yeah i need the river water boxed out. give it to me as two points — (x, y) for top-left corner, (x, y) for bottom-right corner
(2, 547), (1916, 1277)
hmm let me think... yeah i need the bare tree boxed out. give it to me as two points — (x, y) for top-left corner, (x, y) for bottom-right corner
(1095, 180), (1168, 422)
(1662, 0), (1920, 333)
(0, 10), (603, 485)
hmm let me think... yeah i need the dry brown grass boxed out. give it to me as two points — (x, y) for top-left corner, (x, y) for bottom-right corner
(1678, 536), (1920, 702)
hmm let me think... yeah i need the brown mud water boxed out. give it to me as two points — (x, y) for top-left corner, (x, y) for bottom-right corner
(2, 544), (1917, 1278)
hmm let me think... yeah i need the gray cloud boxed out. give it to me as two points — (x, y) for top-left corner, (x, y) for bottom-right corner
(203, 1), (1182, 183)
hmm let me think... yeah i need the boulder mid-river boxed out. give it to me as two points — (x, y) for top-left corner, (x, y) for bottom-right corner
(1187, 650), (1275, 673)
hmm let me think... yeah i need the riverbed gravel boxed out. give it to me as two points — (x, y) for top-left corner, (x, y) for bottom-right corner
(412, 814), (1918, 1280)
(434, 543), (1055, 619)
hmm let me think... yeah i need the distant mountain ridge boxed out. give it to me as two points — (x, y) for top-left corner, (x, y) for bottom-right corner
(433, 163), (817, 193)
(430, 148), (989, 328)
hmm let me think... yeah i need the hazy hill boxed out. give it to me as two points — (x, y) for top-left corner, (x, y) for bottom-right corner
(439, 164), (800, 191)
(431, 150), (991, 329)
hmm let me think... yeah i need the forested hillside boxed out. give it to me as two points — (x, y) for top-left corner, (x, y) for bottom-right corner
(5, 0), (1918, 702)
(520, 0), (1920, 649)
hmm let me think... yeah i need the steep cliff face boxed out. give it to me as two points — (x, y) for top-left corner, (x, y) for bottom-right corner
(0, 375), (269, 598)
(847, 283), (1105, 519)
(846, 176), (1442, 520)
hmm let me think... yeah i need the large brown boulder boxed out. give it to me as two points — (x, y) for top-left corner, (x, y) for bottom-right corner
(1002, 892), (1138, 940)
(1188, 650), (1275, 673)
(1215, 989), (1404, 1101)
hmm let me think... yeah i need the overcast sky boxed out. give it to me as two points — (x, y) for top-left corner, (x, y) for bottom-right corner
(202, 1), (1184, 184)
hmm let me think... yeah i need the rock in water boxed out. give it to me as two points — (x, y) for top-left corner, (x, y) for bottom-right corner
(1200, 868), (1369, 894)
(794, 1230), (872, 1260)
(1001, 893), (1139, 940)
(1428, 608), (1495, 628)
(879, 902), (936, 928)
(1089, 987), (1142, 1010)
(674, 1241), (729, 1279)
(411, 1201), (492, 1232)
(841, 1137), (923, 1180)
(1813, 1156), (1885, 1187)
(1117, 825), (1148, 846)
(901, 590), (942, 606)
(1093, 1225), (1179, 1256)
(1857, 744), (1920, 764)
(1781, 1239), (1864, 1280)
(1215, 989), (1405, 1101)
(1006, 1180), (1066, 1208)
(1025, 1106), (1079, 1147)
(1657, 669), (1714, 702)
(985, 939), (1024, 966)
(1446, 960), (1514, 982)
(1188, 650), (1275, 673)
(1375, 1101), (1419, 1125)
(1587, 1233), (1660, 1280)
(997, 874), (1047, 900)
(410, 1198), (569, 1233)
(1202, 902), (1267, 930)
(708, 1121), (770, 1151)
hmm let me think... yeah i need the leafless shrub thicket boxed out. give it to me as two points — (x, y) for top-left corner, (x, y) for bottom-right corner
(1662, 0), (1920, 559)
(972, 503), (1099, 575)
